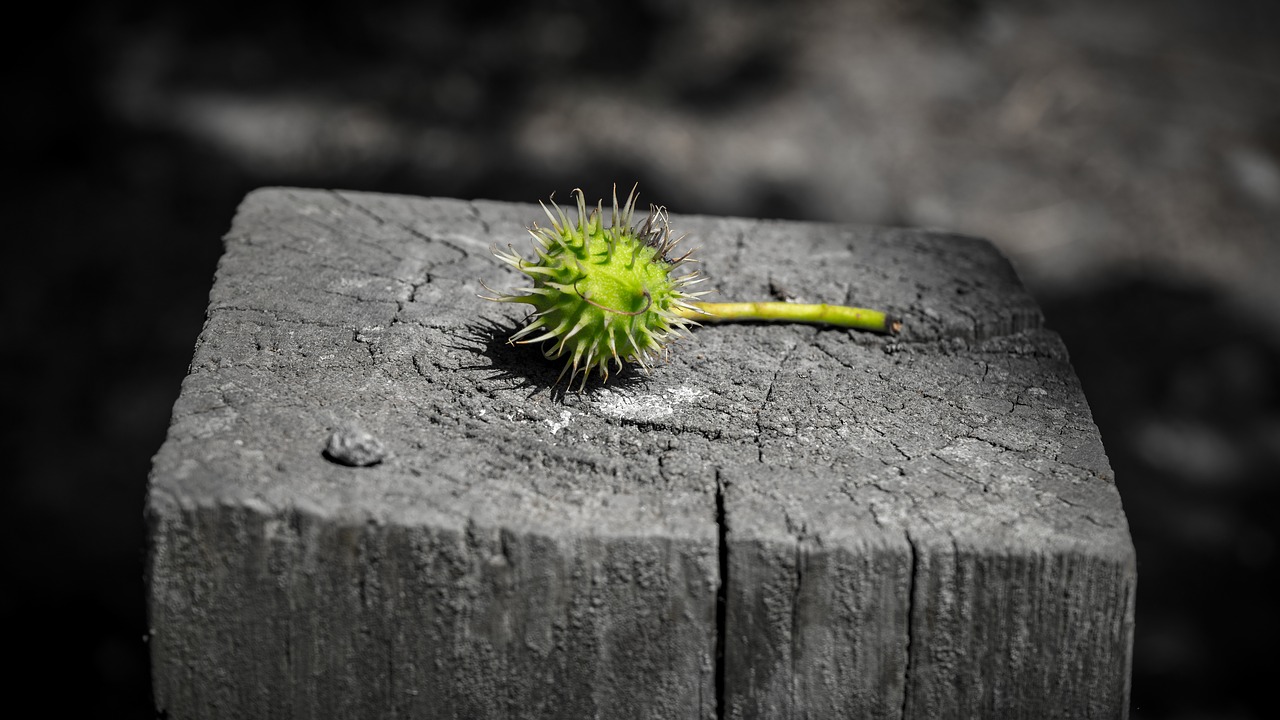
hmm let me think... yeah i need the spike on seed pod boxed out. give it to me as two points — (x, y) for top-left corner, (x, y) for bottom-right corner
(481, 184), (710, 390)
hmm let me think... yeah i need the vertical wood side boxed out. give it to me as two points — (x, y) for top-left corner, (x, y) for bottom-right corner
(903, 537), (1136, 719)
(148, 499), (718, 719)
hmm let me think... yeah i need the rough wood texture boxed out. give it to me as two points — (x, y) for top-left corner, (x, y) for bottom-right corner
(147, 188), (1135, 719)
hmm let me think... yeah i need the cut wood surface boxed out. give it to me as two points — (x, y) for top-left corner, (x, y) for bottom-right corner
(147, 188), (1135, 719)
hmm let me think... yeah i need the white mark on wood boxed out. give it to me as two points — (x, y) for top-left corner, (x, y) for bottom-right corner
(593, 386), (703, 423)
(546, 410), (573, 436)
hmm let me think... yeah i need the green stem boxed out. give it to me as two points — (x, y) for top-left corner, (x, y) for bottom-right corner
(675, 301), (901, 334)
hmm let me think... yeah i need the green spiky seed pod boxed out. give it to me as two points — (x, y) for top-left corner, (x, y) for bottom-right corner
(482, 185), (707, 389)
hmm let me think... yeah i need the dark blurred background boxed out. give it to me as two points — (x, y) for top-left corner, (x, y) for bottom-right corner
(4, 1), (1278, 717)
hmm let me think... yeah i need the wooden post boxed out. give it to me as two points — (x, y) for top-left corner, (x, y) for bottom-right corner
(147, 188), (1135, 718)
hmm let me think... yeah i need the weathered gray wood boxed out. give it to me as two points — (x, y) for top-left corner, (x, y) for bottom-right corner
(147, 188), (1134, 719)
